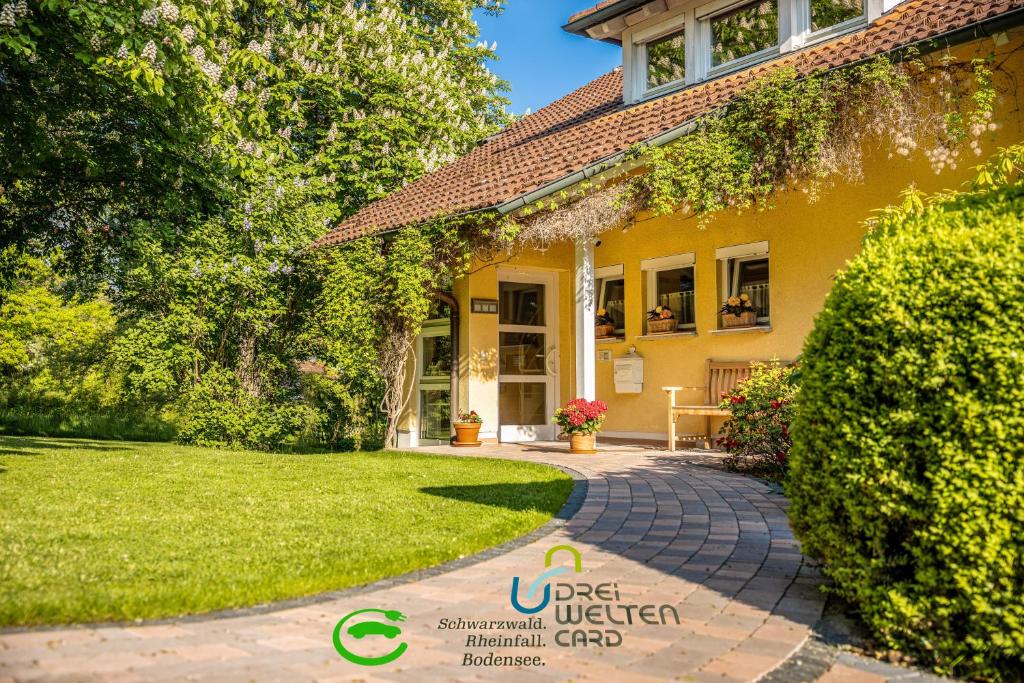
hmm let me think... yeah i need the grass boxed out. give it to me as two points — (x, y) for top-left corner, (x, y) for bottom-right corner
(0, 436), (573, 627)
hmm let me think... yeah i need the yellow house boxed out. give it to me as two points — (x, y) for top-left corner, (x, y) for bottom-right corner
(317, 0), (1024, 448)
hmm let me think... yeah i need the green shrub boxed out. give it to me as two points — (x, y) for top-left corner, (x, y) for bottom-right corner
(719, 360), (798, 480)
(0, 407), (176, 442)
(295, 372), (385, 452)
(788, 183), (1024, 679)
(175, 368), (315, 451)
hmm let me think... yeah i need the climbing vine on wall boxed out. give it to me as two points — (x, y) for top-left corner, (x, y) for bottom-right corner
(623, 50), (1004, 224)
(306, 213), (505, 448)
(496, 45), (1010, 248)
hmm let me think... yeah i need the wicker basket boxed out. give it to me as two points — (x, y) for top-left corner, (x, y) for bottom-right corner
(721, 310), (758, 328)
(647, 318), (676, 334)
(595, 323), (616, 338)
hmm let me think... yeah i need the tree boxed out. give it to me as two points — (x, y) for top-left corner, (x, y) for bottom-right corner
(2, 0), (507, 275)
(0, 253), (116, 410)
(0, 0), (510, 447)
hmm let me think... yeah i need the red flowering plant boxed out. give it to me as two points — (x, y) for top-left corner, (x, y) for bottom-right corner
(719, 360), (798, 481)
(553, 398), (608, 435)
(455, 410), (483, 424)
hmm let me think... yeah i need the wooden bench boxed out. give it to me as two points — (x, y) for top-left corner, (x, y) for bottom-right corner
(663, 360), (756, 451)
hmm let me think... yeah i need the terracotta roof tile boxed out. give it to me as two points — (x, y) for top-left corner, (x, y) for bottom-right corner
(315, 0), (1024, 248)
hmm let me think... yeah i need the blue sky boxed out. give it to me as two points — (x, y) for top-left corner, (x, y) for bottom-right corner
(474, 2), (621, 115)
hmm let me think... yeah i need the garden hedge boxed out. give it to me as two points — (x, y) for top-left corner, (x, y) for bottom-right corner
(788, 184), (1024, 680)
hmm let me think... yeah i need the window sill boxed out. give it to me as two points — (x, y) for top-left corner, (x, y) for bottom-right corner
(597, 337), (625, 344)
(637, 331), (697, 341)
(706, 46), (780, 82)
(639, 78), (687, 103)
(709, 325), (772, 336)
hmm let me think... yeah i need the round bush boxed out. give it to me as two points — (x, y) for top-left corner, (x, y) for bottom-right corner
(788, 185), (1024, 679)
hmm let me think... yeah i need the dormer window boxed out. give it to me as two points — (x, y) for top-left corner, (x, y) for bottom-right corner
(633, 13), (689, 97)
(617, 0), (869, 104)
(807, 0), (866, 37)
(646, 29), (686, 89)
(707, 0), (779, 70)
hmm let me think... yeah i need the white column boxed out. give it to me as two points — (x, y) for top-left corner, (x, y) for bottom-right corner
(575, 239), (597, 401)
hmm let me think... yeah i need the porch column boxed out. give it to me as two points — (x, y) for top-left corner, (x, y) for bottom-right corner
(574, 238), (596, 401)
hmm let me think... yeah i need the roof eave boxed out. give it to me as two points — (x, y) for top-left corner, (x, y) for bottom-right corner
(562, 0), (650, 42)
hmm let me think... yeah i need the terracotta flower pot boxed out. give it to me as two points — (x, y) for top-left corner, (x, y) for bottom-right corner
(569, 433), (597, 454)
(452, 422), (482, 447)
(721, 310), (758, 328)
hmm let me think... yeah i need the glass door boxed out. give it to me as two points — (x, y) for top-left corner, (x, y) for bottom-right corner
(498, 272), (558, 442)
(418, 313), (452, 444)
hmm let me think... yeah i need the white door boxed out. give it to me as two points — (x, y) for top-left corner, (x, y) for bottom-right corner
(498, 271), (559, 442)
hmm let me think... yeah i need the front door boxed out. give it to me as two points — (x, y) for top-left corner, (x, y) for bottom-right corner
(498, 271), (558, 442)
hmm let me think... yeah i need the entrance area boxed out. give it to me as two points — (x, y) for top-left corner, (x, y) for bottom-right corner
(497, 271), (558, 442)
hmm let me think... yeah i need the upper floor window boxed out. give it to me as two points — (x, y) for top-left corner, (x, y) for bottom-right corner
(633, 13), (689, 97)
(810, 0), (865, 33)
(624, 0), (868, 103)
(647, 29), (686, 89)
(708, 0), (779, 69)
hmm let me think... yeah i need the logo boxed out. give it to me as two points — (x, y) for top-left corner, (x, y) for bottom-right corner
(509, 544), (582, 614)
(332, 608), (408, 666)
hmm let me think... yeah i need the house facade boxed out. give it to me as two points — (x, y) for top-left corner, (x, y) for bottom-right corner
(316, 0), (1024, 448)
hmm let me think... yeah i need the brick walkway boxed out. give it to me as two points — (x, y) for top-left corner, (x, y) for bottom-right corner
(1, 443), (836, 682)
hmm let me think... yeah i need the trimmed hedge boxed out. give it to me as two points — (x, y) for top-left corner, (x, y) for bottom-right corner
(788, 184), (1024, 679)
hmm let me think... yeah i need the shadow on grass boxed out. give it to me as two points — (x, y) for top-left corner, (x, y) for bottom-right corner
(0, 436), (140, 455)
(421, 480), (575, 517)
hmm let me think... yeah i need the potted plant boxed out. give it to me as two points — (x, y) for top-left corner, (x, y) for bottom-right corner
(595, 308), (616, 339)
(720, 293), (758, 328)
(452, 410), (483, 447)
(646, 305), (676, 334)
(553, 398), (608, 454)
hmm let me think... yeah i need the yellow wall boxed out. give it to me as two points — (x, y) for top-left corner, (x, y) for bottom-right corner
(401, 32), (1024, 444)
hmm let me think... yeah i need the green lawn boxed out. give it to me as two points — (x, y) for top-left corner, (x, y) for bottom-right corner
(0, 436), (573, 627)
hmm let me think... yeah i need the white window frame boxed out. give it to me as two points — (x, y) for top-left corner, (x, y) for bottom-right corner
(415, 317), (452, 443)
(621, 0), (874, 103)
(641, 253), (697, 332)
(697, 0), (784, 80)
(790, 0), (867, 50)
(631, 13), (690, 102)
(716, 241), (770, 326)
(595, 264), (626, 338)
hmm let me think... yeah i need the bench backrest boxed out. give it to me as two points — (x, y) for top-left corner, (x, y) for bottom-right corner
(705, 360), (756, 405)
(704, 359), (796, 404)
